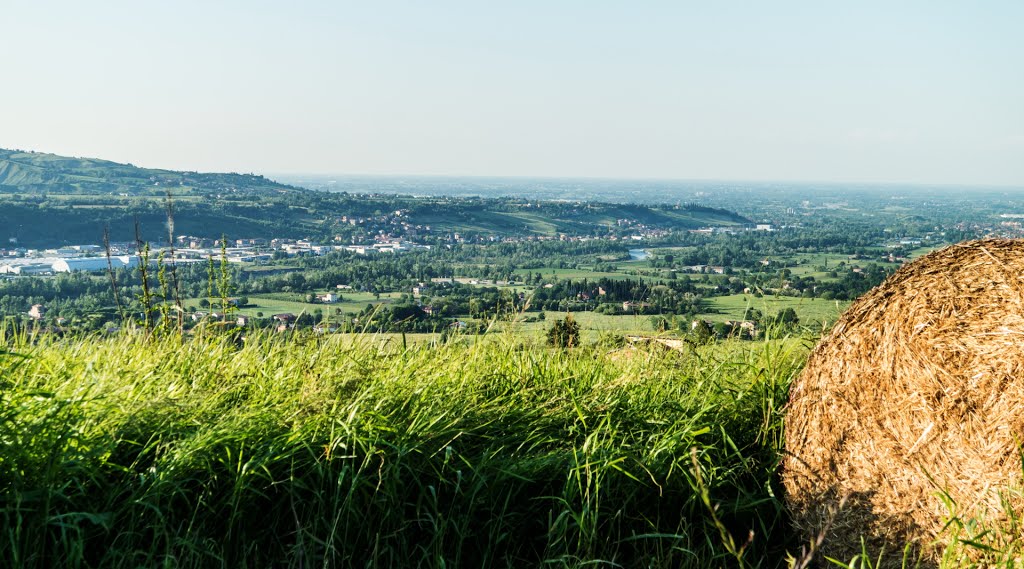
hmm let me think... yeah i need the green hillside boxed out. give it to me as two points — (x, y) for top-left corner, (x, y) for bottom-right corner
(0, 148), (297, 195)
(0, 148), (751, 247)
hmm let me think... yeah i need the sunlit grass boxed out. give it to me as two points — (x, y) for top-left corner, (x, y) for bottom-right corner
(0, 329), (805, 568)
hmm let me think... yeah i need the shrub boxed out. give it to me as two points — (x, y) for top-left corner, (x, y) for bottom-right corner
(546, 314), (580, 348)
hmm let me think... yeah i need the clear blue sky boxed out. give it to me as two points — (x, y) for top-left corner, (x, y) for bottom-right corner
(2, 1), (1022, 186)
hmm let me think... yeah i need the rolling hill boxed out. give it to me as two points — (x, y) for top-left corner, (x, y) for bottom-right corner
(0, 148), (296, 195)
(0, 148), (751, 247)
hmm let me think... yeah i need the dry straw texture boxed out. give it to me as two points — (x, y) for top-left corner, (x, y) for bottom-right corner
(784, 239), (1024, 565)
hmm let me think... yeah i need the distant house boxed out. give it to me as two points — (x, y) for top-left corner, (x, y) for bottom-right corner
(28, 304), (46, 320)
(236, 315), (251, 327)
(724, 320), (757, 331)
(272, 313), (296, 323)
(622, 301), (651, 312)
(691, 319), (713, 330)
(317, 293), (339, 303)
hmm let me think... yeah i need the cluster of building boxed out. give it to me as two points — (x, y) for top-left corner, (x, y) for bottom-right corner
(171, 235), (431, 262)
(688, 224), (774, 236)
(336, 209), (428, 237)
(0, 243), (140, 275)
(344, 238), (431, 255)
(0, 234), (438, 276)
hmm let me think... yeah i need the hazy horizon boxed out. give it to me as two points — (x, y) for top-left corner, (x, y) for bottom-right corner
(268, 172), (1024, 190)
(2, 1), (1022, 187)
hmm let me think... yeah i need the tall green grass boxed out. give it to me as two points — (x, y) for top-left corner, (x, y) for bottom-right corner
(1, 330), (806, 568)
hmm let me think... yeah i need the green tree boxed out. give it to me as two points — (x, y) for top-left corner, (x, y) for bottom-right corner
(777, 307), (799, 325)
(690, 319), (713, 344)
(546, 314), (580, 348)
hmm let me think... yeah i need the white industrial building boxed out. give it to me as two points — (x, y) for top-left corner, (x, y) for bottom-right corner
(51, 256), (139, 273)
(0, 262), (55, 275)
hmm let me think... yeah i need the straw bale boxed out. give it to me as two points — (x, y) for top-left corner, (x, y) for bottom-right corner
(784, 239), (1024, 565)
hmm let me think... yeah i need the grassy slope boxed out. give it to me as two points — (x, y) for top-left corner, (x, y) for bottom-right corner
(1, 331), (803, 568)
(0, 149), (293, 195)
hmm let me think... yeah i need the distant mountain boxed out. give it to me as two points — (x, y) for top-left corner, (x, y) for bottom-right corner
(0, 148), (297, 195)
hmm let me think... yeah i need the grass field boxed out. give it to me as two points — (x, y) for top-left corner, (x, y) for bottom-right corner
(248, 291), (404, 316)
(0, 330), (803, 567)
(700, 293), (849, 327)
(502, 311), (659, 341)
(184, 292), (405, 318)
(4, 327), (1020, 567)
(780, 252), (904, 282)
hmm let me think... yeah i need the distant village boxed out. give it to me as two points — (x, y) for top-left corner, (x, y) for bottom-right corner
(0, 236), (431, 276)
(0, 215), (940, 280)
(0, 218), (766, 276)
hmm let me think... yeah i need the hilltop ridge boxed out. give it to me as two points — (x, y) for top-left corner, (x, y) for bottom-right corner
(0, 148), (298, 195)
(0, 148), (752, 247)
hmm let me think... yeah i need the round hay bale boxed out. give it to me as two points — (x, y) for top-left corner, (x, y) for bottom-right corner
(784, 239), (1024, 564)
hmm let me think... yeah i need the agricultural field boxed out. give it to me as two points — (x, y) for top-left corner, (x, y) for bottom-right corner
(184, 292), (405, 317)
(700, 293), (849, 327)
(507, 310), (661, 341)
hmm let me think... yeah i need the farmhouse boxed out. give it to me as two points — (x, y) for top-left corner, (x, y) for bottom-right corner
(724, 320), (757, 332)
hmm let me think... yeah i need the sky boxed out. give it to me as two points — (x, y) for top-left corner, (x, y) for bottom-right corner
(2, 1), (1022, 186)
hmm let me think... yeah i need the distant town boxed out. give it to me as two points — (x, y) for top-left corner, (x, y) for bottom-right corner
(0, 223), (784, 276)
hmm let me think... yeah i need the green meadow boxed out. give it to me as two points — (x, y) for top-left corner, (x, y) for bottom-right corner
(1, 329), (802, 568)
(700, 294), (849, 327)
(3, 325), (1021, 567)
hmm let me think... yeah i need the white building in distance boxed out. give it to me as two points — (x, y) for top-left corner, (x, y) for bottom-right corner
(52, 256), (139, 273)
